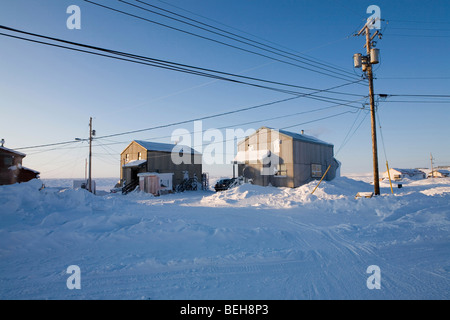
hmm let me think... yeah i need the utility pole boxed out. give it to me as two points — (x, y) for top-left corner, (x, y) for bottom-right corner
(430, 153), (434, 178)
(354, 20), (382, 196)
(88, 117), (93, 193)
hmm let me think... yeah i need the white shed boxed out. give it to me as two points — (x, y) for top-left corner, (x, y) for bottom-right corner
(138, 172), (174, 195)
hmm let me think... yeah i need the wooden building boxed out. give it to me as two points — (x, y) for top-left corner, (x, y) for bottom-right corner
(233, 127), (339, 188)
(120, 140), (202, 191)
(428, 169), (450, 178)
(0, 146), (40, 185)
(382, 168), (426, 181)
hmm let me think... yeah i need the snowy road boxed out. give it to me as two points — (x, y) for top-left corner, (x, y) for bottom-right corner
(0, 177), (449, 300)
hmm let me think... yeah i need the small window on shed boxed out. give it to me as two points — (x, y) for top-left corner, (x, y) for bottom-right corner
(125, 154), (130, 162)
(138, 152), (142, 160)
(311, 164), (322, 178)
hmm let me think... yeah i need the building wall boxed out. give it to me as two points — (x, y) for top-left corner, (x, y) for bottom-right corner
(120, 142), (147, 181)
(237, 128), (295, 188)
(292, 140), (337, 187)
(147, 151), (202, 187)
(0, 152), (24, 185)
(120, 141), (203, 189)
(237, 128), (337, 188)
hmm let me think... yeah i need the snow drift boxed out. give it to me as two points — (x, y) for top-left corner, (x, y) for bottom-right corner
(0, 177), (449, 300)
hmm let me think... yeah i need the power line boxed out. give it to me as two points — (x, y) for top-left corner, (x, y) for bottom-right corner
(94, 81), (364, 141)
(82, 0), (363, 83)
(14, 140), (82, 151)
(16, 94), (366, 153)
(154, 0), (354, 74)
(381, 94), (450, 98)
(95, 97), (368, 149)
(121, 0), (358, 80)
(386, 19), (450, 25)
(0, 25), (365, 100)
(385, 33), (450, 38)
(379, 76), (450, 80)
(335, 109), (370, 156)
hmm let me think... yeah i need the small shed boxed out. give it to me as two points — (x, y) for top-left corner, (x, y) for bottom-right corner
(383, 168), (426, 181)
(138, 172), (174, 195)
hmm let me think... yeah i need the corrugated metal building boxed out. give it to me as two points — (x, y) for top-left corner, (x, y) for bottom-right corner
(234, 127), (339, 188)
(120, 140), (202, 190)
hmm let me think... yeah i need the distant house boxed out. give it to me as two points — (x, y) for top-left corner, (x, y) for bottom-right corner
(120, 140), (202, 193)
(0, 145), (40, 185)
(382, 168), (425, 181)
(428, 169), (450, 178)
(233, 127), (340, 188)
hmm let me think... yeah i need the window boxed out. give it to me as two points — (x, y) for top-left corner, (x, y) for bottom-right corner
(125, 154), (129, 163)
(311, 164), (322, 178)
(4, 157), (13, 166)
(138, 152), (142, 160)
(275, 164), (287, 177)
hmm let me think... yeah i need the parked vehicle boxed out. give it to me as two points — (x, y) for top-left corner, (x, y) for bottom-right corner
(214, 178), (237, 192)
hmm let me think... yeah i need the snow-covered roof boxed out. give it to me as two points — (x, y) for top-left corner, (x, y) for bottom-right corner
(391, 168), (425, 175)
(276, 128), (334, 147)
(432, 169), (450, 174)
(247, 127), (333, 147)
(138, 172), (174, 177)
(0, 146), (26, 157)
(8, 164), (39, 174)
(21, 166), (40, 174)
(122, 160), (147, 168)
(134, 140), (201, 154)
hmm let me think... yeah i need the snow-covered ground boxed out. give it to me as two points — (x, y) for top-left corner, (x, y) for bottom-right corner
(0, 175), (449, 300)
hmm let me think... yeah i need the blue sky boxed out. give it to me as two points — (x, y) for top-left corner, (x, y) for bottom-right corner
(1, 0), (449, 179)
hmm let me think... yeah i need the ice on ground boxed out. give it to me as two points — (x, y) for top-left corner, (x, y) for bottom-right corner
(0, 176), (449, 300)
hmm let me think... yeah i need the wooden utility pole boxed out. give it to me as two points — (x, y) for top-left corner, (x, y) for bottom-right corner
(365, 25), (381, 195)
(430, 153), (434, 178)
(354, 23), (381, 195)
(88, 117), (93, 193)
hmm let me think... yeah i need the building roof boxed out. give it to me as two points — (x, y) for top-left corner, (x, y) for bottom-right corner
(122, 159), (147, 168)
(432, 169), (450, 174)
(391, 168), (425, 175)
(276, 128), (334, 147)
(245, 127), (333, 147)
(134, 140), (201, 154)
(0, 146), (26, 157)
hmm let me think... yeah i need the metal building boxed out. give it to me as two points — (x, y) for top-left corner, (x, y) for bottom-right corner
(233, 127), (340, 188)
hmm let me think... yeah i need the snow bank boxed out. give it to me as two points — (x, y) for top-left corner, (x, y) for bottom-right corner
(0, 177), (449, 300)
(196, 177), (376, 209)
